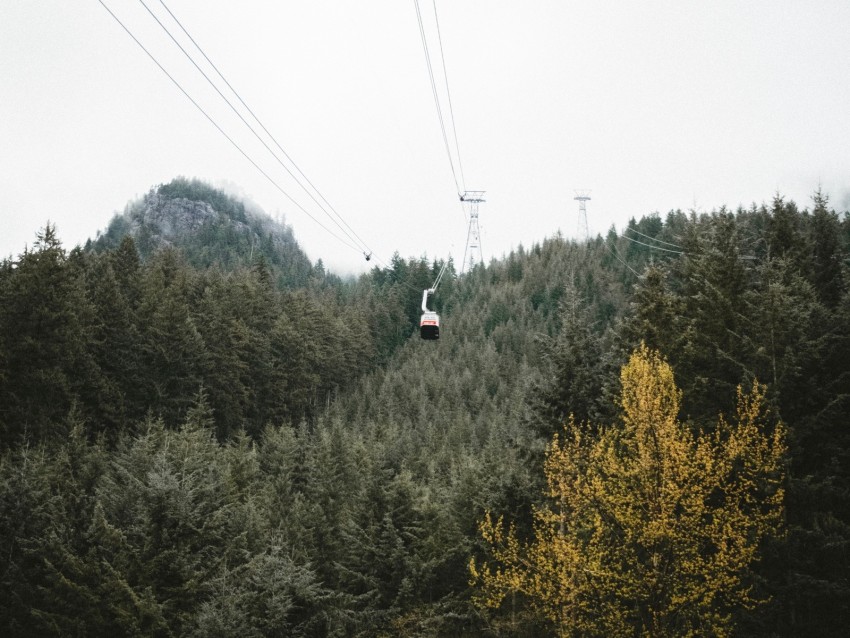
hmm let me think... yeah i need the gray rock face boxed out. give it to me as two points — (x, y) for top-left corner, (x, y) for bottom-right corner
(133, 194), (236, 237)
(91, 179), (311, 285)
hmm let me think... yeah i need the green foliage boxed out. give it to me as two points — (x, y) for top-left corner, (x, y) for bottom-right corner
(809, 189), (845, 308)
(472, 348), (786, 637)
(1, 188), (849, 635)
(531, 283), (614, 435)
(0, 224), (99, 442)
(91, 178), (314, 288)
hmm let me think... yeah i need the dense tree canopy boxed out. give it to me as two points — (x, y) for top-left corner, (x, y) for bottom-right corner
(471, 346), (786, 637)
(1, 182), (848, 635)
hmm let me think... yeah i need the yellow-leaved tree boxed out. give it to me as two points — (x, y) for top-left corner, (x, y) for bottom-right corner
(469, 345), (785, 637)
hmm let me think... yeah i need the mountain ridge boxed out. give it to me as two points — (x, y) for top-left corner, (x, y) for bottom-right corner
(88, 176), (317, 288)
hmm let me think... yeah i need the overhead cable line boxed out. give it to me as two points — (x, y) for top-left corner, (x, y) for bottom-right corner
(431, 0), (466, 193)
(97, 0), (361, 253)
(431, 256), (450, 291)
(618, 229), (760, 263)
(623, 226), (683, 249)
(604, 241), (642, 277)
(140, 0), (374, 258)
(102, 2), (446, 300)
(413, 0), (464, 198)
(619, 233), (685, 255)
(624, 226), (683, 249)
(155, 0), (376, 260)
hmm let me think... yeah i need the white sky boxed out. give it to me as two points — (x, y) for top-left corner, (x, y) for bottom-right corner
(2, 1), (849, 275)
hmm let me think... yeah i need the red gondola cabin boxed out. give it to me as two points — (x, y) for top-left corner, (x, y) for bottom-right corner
(420, 288), (440, 340)
(420, 311), (440, 340)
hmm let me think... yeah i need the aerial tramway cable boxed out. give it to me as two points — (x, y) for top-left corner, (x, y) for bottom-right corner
(100, 0), (447, 319)
(146, 1), (446, 292)
(623, 226), (683, 249)
(431, 0), (466, 195)
(620, 232), (685, 255)
(412, 0), (482, 338)
(140, 0), (376, 260)
(413, 0), (465, 200)
(96, 0), (362, 254)
(619, 229), (757, 261)
(431, 257), (449, 291)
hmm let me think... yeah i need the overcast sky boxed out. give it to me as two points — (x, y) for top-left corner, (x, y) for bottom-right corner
(2, 1), (849, 274)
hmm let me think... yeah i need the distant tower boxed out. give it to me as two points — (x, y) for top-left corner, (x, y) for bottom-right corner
(461, 191), (485, 273)
(574, 190), (591, 240)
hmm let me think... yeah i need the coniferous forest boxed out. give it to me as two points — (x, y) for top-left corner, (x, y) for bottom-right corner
(1, 179), (849, 636)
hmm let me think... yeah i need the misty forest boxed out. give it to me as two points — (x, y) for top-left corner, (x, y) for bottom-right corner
(2, 178), (850, 637)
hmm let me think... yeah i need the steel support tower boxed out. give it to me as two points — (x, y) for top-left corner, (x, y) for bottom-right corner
(461, 191), (485, 273)
(574, 190), (591, 241)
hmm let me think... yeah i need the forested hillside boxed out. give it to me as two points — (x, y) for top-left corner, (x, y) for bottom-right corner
(90, 177), (317, 289)
(1, 183), (848, 636)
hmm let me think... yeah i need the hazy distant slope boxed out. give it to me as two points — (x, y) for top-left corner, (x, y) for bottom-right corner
(88, 177), (315, 288)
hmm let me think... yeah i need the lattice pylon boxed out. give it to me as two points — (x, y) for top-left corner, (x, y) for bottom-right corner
(461, 191), (485, 273)
(574, 190), (591, 241)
